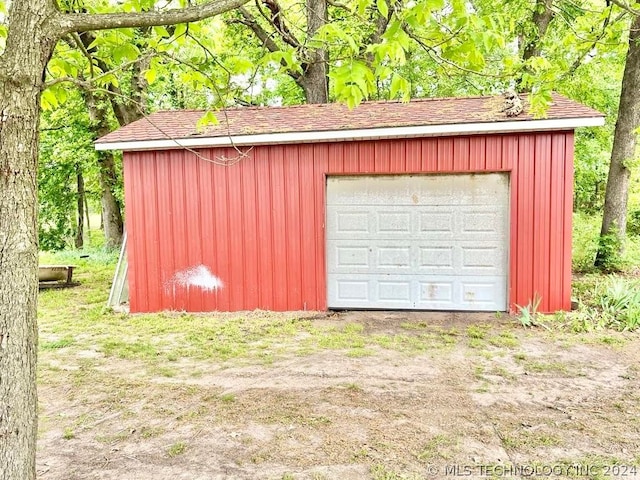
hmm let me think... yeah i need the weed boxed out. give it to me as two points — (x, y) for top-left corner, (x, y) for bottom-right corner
(568, 276), (640, 332)
(40, 336), (75, 350)
(139, 426), (165, 439)
(370, 464), (420, 480)
(525, 360), (571, 375)
(166, 441), (187, 457)
(400, 321), (428, 330)
(500, 429), (561, 451)
(62, 427), (74, 440)
(416, 434), (455, 462)
(342, 383), (363, 392)
(599, 278), (640, 331)
(220, 393), (236, 403)
(466, 324), (489, 339)
(516, 294), (545, 329)
(488, 331), (519, 348)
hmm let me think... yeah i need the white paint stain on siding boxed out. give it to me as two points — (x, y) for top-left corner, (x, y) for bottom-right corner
(165, 265), (224, 294)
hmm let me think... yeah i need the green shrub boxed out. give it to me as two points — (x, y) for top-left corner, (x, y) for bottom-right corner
(628, 209), (640, 236)
(595, 230), (626, 273)
(570, 276), (640, 332)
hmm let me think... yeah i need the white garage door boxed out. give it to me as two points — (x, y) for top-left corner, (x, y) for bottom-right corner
(326, 173), (509, 311)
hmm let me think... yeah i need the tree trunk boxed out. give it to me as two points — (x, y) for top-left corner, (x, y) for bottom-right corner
(98, 153), (125, 249)
(75, 165), (85, 249)
(521, 0), (555, 62)
(595, 14), (640, 268)
(0, 1), (250, 477)
(0, 2), (57, 479)
(84, 91), (124, 249)
(297, 0), (328, 103)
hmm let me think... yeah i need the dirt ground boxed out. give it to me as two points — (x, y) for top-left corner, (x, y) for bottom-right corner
(36, 311), (640, 479)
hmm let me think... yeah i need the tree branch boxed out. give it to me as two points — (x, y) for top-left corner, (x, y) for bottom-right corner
(254, 0), (302, 49)
(237, 7), (285, 54)
(521, 0), (556, 61)
(56, 0), (252, 34)
(404, 25), (505, 79)
(232, 7), (302, 80)
(43, 52), (153, 89)
(608, 0), (640, 16)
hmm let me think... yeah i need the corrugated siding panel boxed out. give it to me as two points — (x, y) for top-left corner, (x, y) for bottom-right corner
(562, 133), (575, 310)
(124, 132), (575, 313)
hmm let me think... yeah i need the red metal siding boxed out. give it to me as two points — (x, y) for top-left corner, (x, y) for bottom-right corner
(123, 132), (575, 313)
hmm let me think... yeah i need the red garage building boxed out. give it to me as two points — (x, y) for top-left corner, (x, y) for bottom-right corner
(96, 94), (603, 313)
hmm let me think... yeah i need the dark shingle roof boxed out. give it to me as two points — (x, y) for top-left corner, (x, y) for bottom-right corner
(96, 93), (603, 146)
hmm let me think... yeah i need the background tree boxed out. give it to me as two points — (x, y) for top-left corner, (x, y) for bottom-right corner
(596, 10), (640, 269)
(39, 94), (100, 251)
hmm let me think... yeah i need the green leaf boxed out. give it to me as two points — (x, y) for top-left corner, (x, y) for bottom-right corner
(143, 68), (157, 85)
(356, 0), (373, 16)
(231, 58), (255, 74)
(376, 0), (389, 18)
(389, 73), (410, 99)
(196, 111), (219, 133)
(173, 23), (188, 40)
(41, 88), (60, 110)
(112, 43), (139, 63)
(152, 26), (170, 38)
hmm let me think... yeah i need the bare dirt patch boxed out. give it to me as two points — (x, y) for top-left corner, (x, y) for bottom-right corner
(36, 311), (640, 479)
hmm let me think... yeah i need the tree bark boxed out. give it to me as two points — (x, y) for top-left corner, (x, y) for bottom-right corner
(595, 14), (640, 267)
(297, 0), (328, 103)
(0, 2), (58, 478)
(84, 90), (124, 249)
(0, 1), (251, 478)
(237, 0), (328, 103)
(75, 165), (85, 249)
(521, 0), (555, 62)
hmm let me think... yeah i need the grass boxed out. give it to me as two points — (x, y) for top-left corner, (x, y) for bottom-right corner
(572, 211), (640, 273)
(416, 434), (456, 462)
(37, 252), (473, 371)
(36, 245), (635, 382)
(558, 275), (640, 333)
(166, 441), (187, 457)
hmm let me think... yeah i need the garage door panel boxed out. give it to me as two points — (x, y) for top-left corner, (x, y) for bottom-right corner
(332, 210), (371, 235)
(462, 246), (502, 269)
(419, 280), (455, 304)
(329, 241), (417, 273)
(376, 211), (412, 234)
(329, 274), (508, 310)
(335, 246), (370, 268)
(460, 280), (507, 309)
(335, 279), (369, 302)
(419, 246), (454, 270)
(377, 280), (412, 303)
(327, 174), (509, 311)
(419, 211), (454, 234)
(377, 246), (412, 269)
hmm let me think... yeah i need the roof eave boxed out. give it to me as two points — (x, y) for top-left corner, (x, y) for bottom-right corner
(95, 116), (605, 152)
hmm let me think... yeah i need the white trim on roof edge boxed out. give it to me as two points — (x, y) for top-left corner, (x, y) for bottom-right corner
(95, 116), (605, 151)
